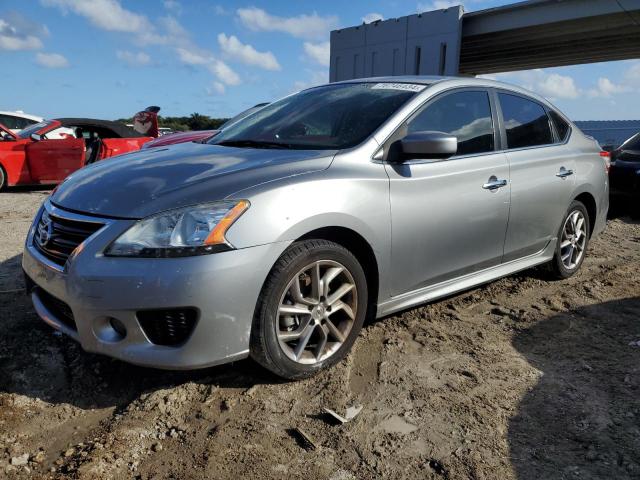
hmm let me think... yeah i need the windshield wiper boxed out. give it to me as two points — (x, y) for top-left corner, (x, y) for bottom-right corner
(215, 139), (293, 149)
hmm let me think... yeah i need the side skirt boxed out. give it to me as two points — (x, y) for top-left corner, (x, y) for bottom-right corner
(376, 240), (555, 318)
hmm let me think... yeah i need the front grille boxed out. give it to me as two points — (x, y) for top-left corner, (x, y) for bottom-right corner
(137, 308), (198, 346)
(36, 288), (77, 331)
(33, 208), (104, 267)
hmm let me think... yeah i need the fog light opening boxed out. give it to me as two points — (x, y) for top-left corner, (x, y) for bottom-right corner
(109, 318), (127, 338)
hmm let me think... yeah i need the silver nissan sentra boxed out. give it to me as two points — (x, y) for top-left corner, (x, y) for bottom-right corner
(23, 76), (609, 379)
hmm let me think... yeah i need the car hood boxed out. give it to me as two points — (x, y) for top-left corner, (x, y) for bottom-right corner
(52, 142), (335, 219)
(143, 130), (218, 148)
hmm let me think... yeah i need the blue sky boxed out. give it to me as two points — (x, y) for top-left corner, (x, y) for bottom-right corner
(1, 0), (639, 120)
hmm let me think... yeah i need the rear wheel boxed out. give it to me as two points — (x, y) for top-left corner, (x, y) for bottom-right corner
(0, 166), (6, 191)
(548, 200), (590, 279)
(250, 239), (368, 380)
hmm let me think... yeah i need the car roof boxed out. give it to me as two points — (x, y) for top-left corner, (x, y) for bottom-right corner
(331, 75), (448, 86)
(329, 75), (566, 118)
(55, 118), (145, 138)
(0, 110), (44, 122)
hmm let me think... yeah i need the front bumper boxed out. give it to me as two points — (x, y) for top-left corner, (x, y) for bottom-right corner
(22, 202), (289, 369)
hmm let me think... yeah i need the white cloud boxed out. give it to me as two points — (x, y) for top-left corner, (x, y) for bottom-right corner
(175, 45), (239, 86)
(536, 73), (580, 99)
(362, 13), (384, 23)
(214, 5), (230, 15)
(41, 0), (189, 48)
(163, 0), (181, 14)
(116, 50), (151, 66)
(42, 0), (241, 89)
(624, 61), (640, 86)
(293, 70), (328, 92)
(207, 81), (226, 95)
(587, 77), (630, 98)
(41, 0), (151, 33)
(175, 47), (212, 65)
(134, 15), (189, 47)
(487, 70), (579, 100)
(217, 33), (280, 71)
(485, 68), (640, 103)
(418, 1), (464, 12)
(35, 52), (69, 68)
(0, 15), (45, 51)
(208, 59), (241, 86)
(303, 41), (330, 67)
(236, 7), (339, 40)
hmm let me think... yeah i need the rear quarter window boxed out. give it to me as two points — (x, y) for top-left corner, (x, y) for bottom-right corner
(549, 110), (570, 142)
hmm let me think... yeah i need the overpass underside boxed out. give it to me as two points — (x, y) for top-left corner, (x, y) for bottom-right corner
(460, 10), (640, 75)
(330, 0), (640, 80)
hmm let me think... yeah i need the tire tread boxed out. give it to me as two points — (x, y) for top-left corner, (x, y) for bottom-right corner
(250, 239), (364, 380)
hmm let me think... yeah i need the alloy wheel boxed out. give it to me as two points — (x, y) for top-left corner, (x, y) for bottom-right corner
(560, 210), (587, 270)
(277, 260), (357, 364)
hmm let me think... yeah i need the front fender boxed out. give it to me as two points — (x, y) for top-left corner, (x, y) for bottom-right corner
(225, 169), (393, 300)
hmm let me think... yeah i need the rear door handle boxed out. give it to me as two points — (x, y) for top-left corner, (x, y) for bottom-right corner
(483, 176), (508, 190)
(556, 167), (574, 178)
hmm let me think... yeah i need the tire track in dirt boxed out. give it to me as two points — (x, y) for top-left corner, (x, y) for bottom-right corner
(1, 191), (639, 479)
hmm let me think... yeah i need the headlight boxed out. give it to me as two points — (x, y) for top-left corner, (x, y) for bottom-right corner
(106, 200), (249, 257)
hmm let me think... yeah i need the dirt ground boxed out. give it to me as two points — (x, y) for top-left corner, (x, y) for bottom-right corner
(0, 188), (639, 480)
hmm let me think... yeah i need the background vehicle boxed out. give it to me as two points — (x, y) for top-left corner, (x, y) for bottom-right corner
(609, 132), (640, 196)
(141, 103), (269, 149)
(0, 110), (43, 133)
(0, 110), (158, 189)
(22, 77), (608, 380)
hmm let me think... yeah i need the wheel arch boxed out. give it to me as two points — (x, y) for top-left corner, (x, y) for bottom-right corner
(573, 191), (597, 237)
(0, 162), (7, 190)
(295, 226), (380, 320)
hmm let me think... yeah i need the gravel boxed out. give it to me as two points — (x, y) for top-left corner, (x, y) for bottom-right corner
(1, 188), (639, 479)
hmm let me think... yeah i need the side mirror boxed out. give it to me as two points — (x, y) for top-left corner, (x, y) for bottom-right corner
(398, 131), (457, 160)
(30, 133), (42, 142)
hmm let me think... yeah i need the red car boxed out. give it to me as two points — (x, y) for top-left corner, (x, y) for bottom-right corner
(0, 107), (160, 189)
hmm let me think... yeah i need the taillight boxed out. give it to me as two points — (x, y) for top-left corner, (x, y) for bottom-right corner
(600, 151), (610, 174)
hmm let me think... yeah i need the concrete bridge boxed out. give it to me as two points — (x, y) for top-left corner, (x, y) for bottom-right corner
(329, 0), (640, 81)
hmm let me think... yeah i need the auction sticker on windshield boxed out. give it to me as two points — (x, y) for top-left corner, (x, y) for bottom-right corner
(371, 83), (427, 92)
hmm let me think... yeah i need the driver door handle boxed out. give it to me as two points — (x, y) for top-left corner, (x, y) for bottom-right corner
(482, 176), (508, 190)
(556, 167), (574, 178)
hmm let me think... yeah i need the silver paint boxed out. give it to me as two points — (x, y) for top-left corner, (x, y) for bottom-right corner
(23, 76), (609, 369)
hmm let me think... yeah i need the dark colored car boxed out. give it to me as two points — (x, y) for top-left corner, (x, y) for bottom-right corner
(610, 132), (640, 196)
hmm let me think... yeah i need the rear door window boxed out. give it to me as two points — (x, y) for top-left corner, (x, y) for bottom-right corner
(499, 93), (554, 149)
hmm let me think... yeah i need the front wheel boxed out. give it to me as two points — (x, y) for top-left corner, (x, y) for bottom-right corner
(250, 239), (368, 380)
(547, 200), (590, 279)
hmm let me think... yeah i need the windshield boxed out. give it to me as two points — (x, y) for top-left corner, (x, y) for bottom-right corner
(620, 132), (640, 151)
(210, 83), (425, 150)
(219, 103), (269, 129)
(18, 120), (54, 139)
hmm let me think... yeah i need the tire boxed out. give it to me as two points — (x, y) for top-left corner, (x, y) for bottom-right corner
(0, 166), (6, 191)
(547, 200), (590, 279)
(250, 239), (368, 380)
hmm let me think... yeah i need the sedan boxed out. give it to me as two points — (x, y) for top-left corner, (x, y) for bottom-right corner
(609, 131), (640, 197)
(23, 76), (609, 379)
